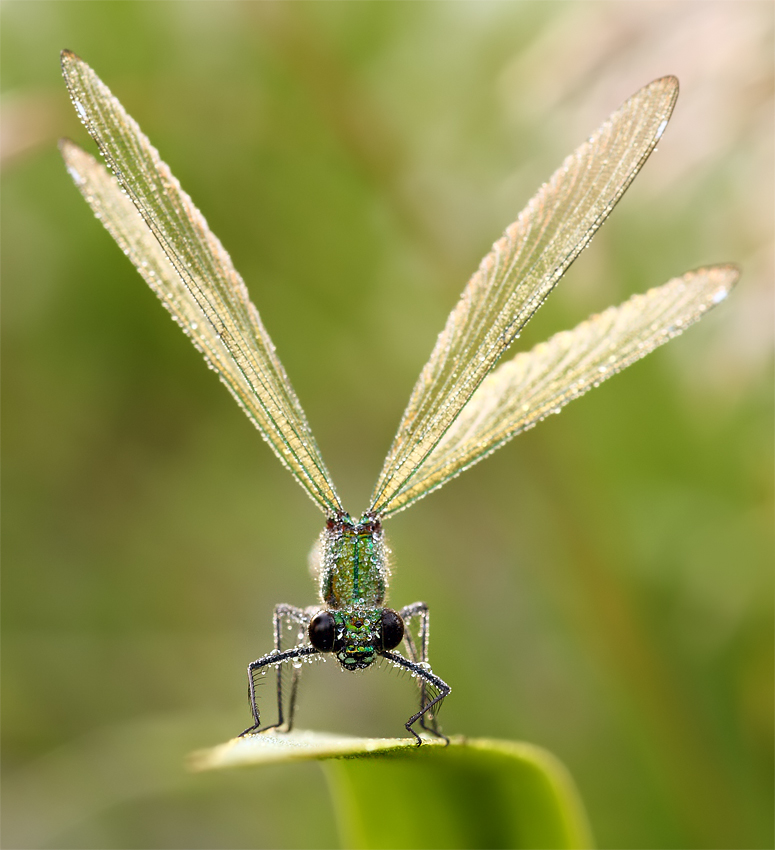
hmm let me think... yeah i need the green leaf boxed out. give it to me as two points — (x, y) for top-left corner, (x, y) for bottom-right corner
(191, 732), (593, 849)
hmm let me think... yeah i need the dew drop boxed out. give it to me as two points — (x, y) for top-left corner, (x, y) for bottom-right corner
(67, 166), (84, 186)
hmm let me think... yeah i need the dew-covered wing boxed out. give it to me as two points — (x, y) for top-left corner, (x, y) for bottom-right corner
(377, 266), (737, 517)
(60, 51), (343, 517)
(370, 77), (679, 517)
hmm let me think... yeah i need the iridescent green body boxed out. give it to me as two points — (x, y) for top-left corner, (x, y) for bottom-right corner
(312, 514), (390, 669)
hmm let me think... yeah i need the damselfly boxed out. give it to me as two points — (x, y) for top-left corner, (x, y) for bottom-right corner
(60, 51), (737, 744)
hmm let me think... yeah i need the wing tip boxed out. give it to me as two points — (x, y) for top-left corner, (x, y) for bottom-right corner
(711, 262), (741, 298)
(630, 75), (679, 123)
(643, 75), (679, 98)
(58, 136), (88, 163)
(693, 262), (740, 285)
(656, 74), (679, 90)
(60, 48), (81, 69)
(681, 263), (740, 305)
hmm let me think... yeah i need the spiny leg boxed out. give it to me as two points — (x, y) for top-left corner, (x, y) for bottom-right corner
(399, 601), (428, 663)
(272, 604), (311, 732)
(240, 645), (319, 736)
(399, 602), (440, 736)
(240, 604), (311, 736)
(379, 649), (450, 746)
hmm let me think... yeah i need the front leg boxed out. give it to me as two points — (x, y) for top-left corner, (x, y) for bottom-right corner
(240, 603), (312, 737)
(399, 602), (441, 737)
(272, 604), (313, 732)
(379, 649), (451, 745)
(239, 645), (319, 736)
(400, 601), (430, 663)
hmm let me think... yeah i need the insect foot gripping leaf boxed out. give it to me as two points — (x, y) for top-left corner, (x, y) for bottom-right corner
(60, 49), (737, 745)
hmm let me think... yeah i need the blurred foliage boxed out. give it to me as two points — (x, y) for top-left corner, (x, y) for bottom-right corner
(1, 2), (773, 849)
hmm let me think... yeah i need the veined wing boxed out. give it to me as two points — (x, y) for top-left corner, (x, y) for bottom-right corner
(377, 266), (738, 517)
(60, 51), (343, 517)
(370, 77), (679, 517)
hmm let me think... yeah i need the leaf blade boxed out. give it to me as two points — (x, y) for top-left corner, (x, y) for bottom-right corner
(190, 731), (592, 849)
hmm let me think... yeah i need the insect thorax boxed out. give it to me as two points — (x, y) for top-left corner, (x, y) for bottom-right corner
(307, 513), (393, 670)
(310, 513), (390, 610)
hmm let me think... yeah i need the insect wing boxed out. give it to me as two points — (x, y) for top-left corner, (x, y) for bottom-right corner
(370, 77), (679, 517)
(60, 52), (343, 517)
(378, 266), (738, 516)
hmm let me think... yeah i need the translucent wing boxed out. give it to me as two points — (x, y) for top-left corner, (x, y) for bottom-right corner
(376, 266), (738, 517)
(60, 51), (343, 517)
(370, 76), (679, 517)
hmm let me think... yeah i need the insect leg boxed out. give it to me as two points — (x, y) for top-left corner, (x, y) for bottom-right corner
(241, 605), (317, 735)
(398, 602), (439, 735)
(240, 645), (318, 736)
(272, 604), (311, 732)
(399, 601), (429, 663)
(379, 649), (450, 746)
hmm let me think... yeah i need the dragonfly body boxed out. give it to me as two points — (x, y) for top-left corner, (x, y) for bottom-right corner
(60, 51), (737, 744)
(313, 512), (396, 670)
(242, 512), (447, 742)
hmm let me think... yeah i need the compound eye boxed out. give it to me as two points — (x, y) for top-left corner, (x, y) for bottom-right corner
(309, 611), (336, 652)
(381, 608), (404, 650)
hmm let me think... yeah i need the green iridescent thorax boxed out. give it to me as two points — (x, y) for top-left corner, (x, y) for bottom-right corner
(313, 513), (389, 609)
(310, 513), (391, 670)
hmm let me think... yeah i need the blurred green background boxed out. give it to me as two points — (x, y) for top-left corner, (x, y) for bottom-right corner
(2, 2), (772, 848)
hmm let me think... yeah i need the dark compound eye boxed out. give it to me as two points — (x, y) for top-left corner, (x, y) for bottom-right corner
(381, 608), (404, 650)
(309, 611), (336, 652)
